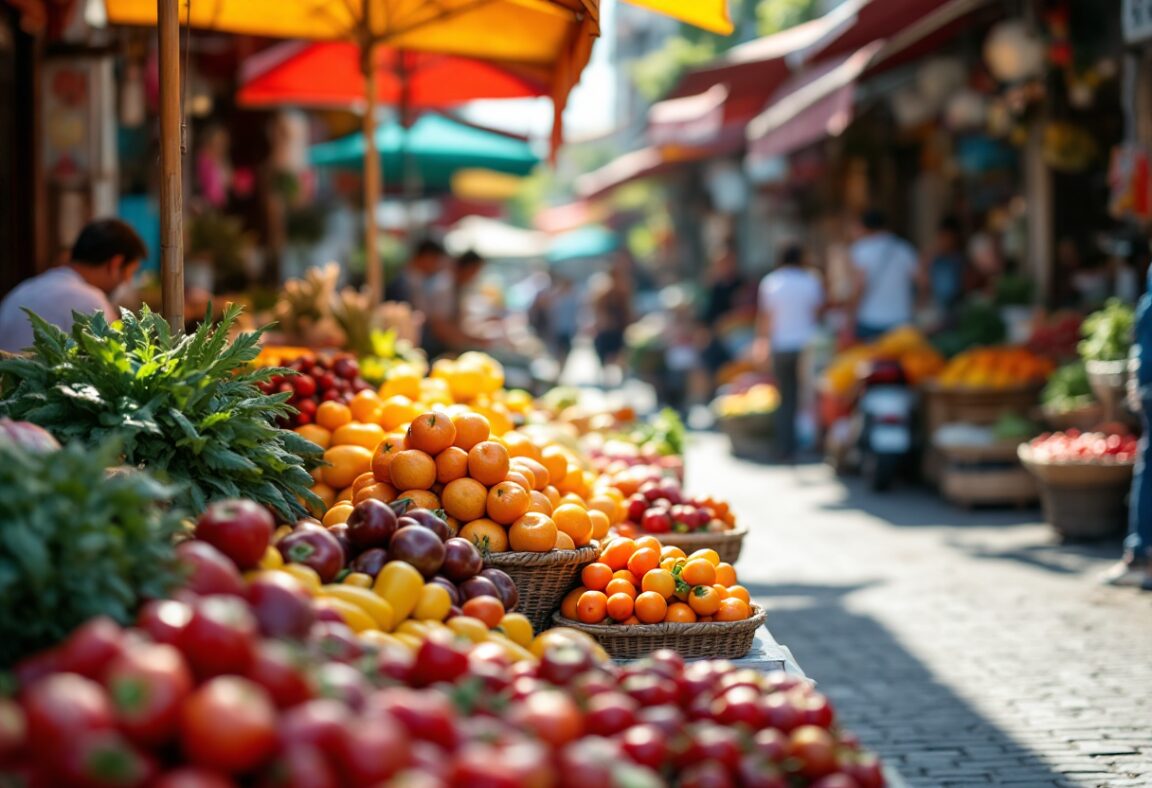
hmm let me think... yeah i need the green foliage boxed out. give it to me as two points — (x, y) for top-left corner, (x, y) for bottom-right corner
(756, 0), (820, 35)
(0, 304), (323, 520)
(994, 274), (1035, 307)
(933, 301), (1006, 356)
(1042, 361), (1094, 413)
(1079, 299), (1135, 362)
(0, 439), (183, 666)
(630, 37), (721, 102)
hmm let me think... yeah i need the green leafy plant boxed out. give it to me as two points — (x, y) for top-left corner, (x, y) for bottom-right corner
(0, 304), (322, 519)
(1078, 299), (1135, 363)
(1042, 361), (1094, 413)
(0, 438), (183, 666)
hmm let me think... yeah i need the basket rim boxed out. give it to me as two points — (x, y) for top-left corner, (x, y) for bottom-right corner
(922, 380), (1043, 395)
(484, 543), (600, 568)
(1017, 444), (1135, 469)
(552, 604), (766, 639)
(646, 524), (749, 543)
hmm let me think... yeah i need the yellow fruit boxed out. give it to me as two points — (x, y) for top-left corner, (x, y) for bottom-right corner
(258, 546), (284, 570)
(358, 631), (408, 651)
(380, 365), (423, 401)
(373, 561), (424, 621)
(331, 422), (386, 451)
(279, 564), (321, 594)
(323, 445), (374, 489)
(379, 396), (420, 431)
(446, 616), (490, 643)
(486, 631), (536, 663)
(321, 585), (395, 630)
(314, 597), (375, 632)
(322, 503), (354, 528)
(499, 613), (534, 648)
(393, 632), (424, 651)
(413, 583), (452, 622)
(342, 572), (374, 588)
(295, 424), (332, 450)
(395, 620), (433, 638)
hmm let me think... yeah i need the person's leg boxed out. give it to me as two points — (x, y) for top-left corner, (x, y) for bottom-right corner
(774, 351), (800, 460)
(1103, 403), (1152, 586)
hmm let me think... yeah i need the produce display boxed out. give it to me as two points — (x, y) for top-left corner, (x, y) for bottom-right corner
(1078, 299), (1134, 363)
(1026, 311), (1082, 360)
(1024, 430), (1137, 464)
(1041, 361), (1094, 415)
(934, 346), (1054, 389)
(610, 470), (737, 537)
(823, 327), (945, 395)
(713, 382), (781, 418)
(255, 351), (375, 429)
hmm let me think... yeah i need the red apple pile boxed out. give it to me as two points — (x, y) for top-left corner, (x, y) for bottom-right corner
(258, 353), (374, 429)
(624, 478), (735, 535)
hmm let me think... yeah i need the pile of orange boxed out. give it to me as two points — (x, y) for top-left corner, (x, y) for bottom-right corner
(561, 536), (753, 625)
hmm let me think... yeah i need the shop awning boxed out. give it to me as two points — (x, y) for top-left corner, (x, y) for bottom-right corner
(746, 42), (883, 164)
(574, 147), (670, 199)
(446, 215), (550, 259)
(648, 85), (729, 147)
(623, 0), (732, 35)
(534, 200), (607, 233)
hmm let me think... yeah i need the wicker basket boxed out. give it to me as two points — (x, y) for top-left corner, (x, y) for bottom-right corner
(1018, 445), (1133, 540)
(552, 605), (767, 661)
(649, 525), (748, 565)
(484, 544), (600, 632)
(717, 414), (774, 462)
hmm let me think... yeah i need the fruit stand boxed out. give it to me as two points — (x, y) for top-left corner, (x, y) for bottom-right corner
(0, 303), (890, 787)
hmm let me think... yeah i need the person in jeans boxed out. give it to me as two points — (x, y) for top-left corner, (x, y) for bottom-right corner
(846, 209), (921, 342)
(1103, 264), (1152, 589)
(753, 244), (825, 460)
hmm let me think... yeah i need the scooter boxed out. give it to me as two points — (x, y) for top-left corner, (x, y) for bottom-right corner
(854, 358), (916, 491)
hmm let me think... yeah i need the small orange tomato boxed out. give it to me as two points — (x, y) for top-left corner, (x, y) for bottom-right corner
(726, 584), (751, 604)
(626, 547), (660, 578)
(688, 585), (721, 616)
(576, 590), (609, 624)
(612, 569), (640, 585)
(688, 548), (721, 567)
(714, 562), (737, 587)
(600, 538), (637, 571)
(681, 558), (717, 587)
(634, 535), (662, 554)
(660, 545), (687, 561)
(606, 592), (634, 621)
(715, 597), (750, 621)
(664, 602), (697, 623)
(461, 596), (505, 629)
(711, 584), (730, 600)
(640, 569), (675, 599)
(634, 591), (668, 624)
(581, 562), (613, 592)
(605, 578), (638, 599)
(560, 586), (587, 620)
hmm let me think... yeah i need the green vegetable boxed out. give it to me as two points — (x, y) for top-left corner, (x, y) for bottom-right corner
(1078, 299), (1134, 363)
(0, 438), (182, 666)
(992, 413), (1038, 442)
(1042, 361), (1094, 413)
(0, 304), (322, 520)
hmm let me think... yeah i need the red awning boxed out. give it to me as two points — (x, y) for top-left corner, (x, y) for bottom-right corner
(648, 84), (728, 147)
(746, 42), (883, 163)
(575, 147), (668, 199)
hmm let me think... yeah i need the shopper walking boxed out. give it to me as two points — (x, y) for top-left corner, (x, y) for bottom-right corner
(1103, 264), (1152, 589)
(846, 210), (921, 342)
(753, 244), (825, 461)
(589, 262), (633, 387)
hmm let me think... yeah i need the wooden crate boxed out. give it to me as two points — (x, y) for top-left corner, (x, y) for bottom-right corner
(922, 382), (1042, 435)
(939, 464), (1038, 508)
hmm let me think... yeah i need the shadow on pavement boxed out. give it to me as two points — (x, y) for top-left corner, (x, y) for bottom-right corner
(746, 580), (1071, 787)
(950, 537), (1123, 576)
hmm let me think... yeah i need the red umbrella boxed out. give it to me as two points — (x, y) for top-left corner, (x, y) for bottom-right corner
(237, 41), (548, 112)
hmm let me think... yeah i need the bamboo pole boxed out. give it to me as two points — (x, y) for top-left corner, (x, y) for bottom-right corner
(362, 33), (383, 305)
(157, 0), (184, 331)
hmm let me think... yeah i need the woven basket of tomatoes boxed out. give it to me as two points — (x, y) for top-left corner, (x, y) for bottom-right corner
(616, 483), (746, 564)
(552, 536), (763, 659)
(485, 544), (600, 632)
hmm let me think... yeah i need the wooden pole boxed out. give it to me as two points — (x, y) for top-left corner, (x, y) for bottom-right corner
(157, 0), (184, 331)
(362, 35), (383, 305)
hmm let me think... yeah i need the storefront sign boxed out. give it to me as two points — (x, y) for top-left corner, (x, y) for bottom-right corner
(1124, 0), (1152, 44)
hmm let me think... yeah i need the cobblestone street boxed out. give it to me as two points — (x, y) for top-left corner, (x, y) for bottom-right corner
(686, 432), (1152, 788)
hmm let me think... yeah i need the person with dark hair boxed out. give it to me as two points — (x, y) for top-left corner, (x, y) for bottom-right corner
(928, 216), (966, 321)
(395, 238), (453, 358)
(753, 243), (825, 460)
(0, 218), (146, 352)
(846, 209), (921, 341)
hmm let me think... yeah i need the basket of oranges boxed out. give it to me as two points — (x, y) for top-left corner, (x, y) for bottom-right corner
(653, 526), (748, 566)
(551, 536), (764, 660)
(485, 543), (601, 632)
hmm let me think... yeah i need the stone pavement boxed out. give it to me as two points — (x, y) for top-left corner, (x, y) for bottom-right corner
(685, 432), (1152, 788)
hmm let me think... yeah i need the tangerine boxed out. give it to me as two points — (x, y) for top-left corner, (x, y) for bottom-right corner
(612, 569), (640, 585)
(504, 469), (534, 491)
(352, 472), (378, 495)
(378, 396), (420, 431)
(600, 538), (637, 571)
(397, 489), (440, 511)
(543, 485), (562, 508)
(539, 446), (569, 489)
(407, 411), (457, 455)
(502, 431), (541, 460)
(627, 547), (660, 578)
(331, 422), (386, 451)
(442, 478), (489, 522)
(664, 603), (697, 623)
(606, 592), (634, 621)
(353, 482), (398, 506)
(316, 401), (352, 431)
(527, 490), (554, 516)
(379, 366), (422, 401)
(487, 481), (531, 525)
(634, 592), (668, 624)
(576, 591), (608, 624)
(322, 503), (354, 528)
(370, 435), (405, 483)
(458, 518), (509, 554)
(451, 411), (491, 451)
(553, 531), (576, 550)
(513, 458), (550, 490)
(553, 504), (593, 547)
(581, 563), (613, 591)
(605, 578), (637, 599)
(295, 424), (331, 450)
(468, 441), (511, 487)
(435, 447), (470, 484)
(508, 512), (557, 552)
(640, 568), (675, 599)
(388, 450), (437, 491)
(681, 559), (717, 587)
(349, 391), (383, 423)
(323, 444), (373, 489)
(715, 598), (750, 622)
(588, 509), (611, 540)
(560, 587), (586, 620)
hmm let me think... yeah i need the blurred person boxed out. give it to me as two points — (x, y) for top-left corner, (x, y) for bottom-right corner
(531, 275), (580, 373)
(699, 243), (750, 381)
(589, 263), (633, 387)
(1104, 262), (1152, 589)
(752, 244), (825, 460)
(395, 238), (454, 358)
(926, 216), (966, 324)
(846, 210), (921, 341)
(0, 219), (146, 353)
(195, 125), (233, 210)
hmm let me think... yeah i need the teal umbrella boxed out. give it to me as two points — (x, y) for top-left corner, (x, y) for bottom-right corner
(309, 114), (539, 193)
(548, 226), (619, 264)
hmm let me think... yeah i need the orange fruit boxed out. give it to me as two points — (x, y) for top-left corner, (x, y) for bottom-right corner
(588, 509), (611, 540)
(711, 584), (730, 601)
(513, 458), (550, 490)
(331, 422), (386, 451)
(589, 497), (620, 524)
(461, 596), (505, 629)
(634, 591), (668, 624)
(295, 424), (332, 450)
(397, 489), (440, 511)
(388, 450), (437, 491)
(322, 503), (354, 528)
(349, 390), (383, 423)
(352, 472), (378, 495)
(553, 504), (593, 547)
(714, 562), (737, 587)
(664, 602), (697, 623)
(323, 445), (374, 489)
(311, 483), (336, 511)
(487, 481), (531, 525)
(627, 547), (660, 578)
(527, 490), (554, 516)
(715, 598), (750, 622)
(502, 431), (541, 460)
(660, 557), (683, 573)
(634, 535), (662, 554)
(600, 538), (637, 571)
(539, 446), (569, 488)
(581, 562), (613, 591)
(451, 412), (491, 451)
(616, 522), (640, 539)
(640, 568), (675, 599)
(726, 585), (751, 604)
(459, 518), (509, 554)
(335, 486), (353, 503)
(378, 396), (420, 431)
(620, 616), (641, 625)
(504, 470), (534, 491)
(509, 512), (558, 552)
(442, 478), (489, 522)
(560, 586), (586, 620)
(407, 412), (457, 455)
(605, 578), (637, 599)
(612, 569), (640, 585)
(660, 545), (687, 561)
(543, 485), (562, 508)
(316, 401), (353, 431)
(370, 434), (405, 483)
(681, 559), (717, 587)
(554, 531), (576, 550)
(606, 592), (634, 621)
(435, 447), (470, 484)
(379, 366), (422, 400)
(689, 548), (721, 567)
(576, 591), (608, 624)
(467, 441), (511, 487)
(688, 585), (721, 616)
(353, 481), (398, 506)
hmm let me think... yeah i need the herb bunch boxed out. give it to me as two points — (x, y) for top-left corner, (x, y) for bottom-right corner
(0, 304), (322, 519)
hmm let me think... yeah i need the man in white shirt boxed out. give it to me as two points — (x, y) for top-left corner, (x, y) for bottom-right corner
(847, 209), (922, 341)
(754, 244), (825, 460)
(0, 219), (145, 353)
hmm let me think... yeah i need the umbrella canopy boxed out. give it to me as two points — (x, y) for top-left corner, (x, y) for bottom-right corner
(625, 0), (732, 34)
(446, 216), (550, 260)
(238, 41), (547, 111)
(309, 114), (539, 191)
(548, 226), (619, 263)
